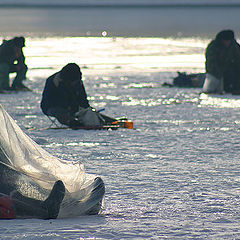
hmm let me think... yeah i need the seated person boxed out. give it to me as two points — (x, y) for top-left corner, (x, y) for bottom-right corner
(0, 180), (65, 219)
(41, 63), (115, 128)
(203, 30), (240, 94)
(0, 37), (29, 91)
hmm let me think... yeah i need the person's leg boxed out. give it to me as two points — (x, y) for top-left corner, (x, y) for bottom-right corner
(47, 107), (82, 128)
(43, 180), (65, 219)
(10, 191), (48, 219)
(47, 108), (72, 126)
(223, 70), (237, 93)
(0, 63), (10, 90)
(11, 64), (28, 90)
(10, 180), (65, 219)
(230, 70), (240, 94)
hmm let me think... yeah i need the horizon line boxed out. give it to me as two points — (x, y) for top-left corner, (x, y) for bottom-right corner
(0, 3), (240, 9)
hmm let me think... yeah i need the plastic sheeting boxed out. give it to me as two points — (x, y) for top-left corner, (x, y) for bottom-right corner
(203, 73), (223, 94)
(0, 104), (105, 218)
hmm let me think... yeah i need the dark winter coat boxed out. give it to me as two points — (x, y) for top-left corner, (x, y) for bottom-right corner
(0, 40), (21, 64)
(205, 39), (240, 80)
(41, 72), (90, 115)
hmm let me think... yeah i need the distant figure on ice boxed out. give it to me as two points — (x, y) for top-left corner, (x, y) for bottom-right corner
(0, 180), (65, 219)
(41, 63), (115, 128)
(0, 37), (29, 91)
(203, 30), (240, 94)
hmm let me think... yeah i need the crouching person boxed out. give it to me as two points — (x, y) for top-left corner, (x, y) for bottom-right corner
(41, 63), (114, 128)
(0, 37), (29, 91)
(203, 30), (240, 94)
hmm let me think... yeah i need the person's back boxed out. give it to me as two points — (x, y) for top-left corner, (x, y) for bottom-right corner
(206, 36), (240, 79)
(41, 72), (69, 115)
(0, 39), (16, 64)
(0, 37), (28, 91)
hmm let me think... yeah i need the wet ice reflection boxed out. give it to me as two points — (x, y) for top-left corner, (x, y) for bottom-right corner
(19, 36), (205, 80)
(199, 93), (240, 108)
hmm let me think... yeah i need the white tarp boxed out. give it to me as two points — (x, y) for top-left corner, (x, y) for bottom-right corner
(0, 104), (105, 218)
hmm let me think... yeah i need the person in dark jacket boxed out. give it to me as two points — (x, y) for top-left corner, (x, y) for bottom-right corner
(41, 63), (116, 128)
(0, 37), (29, 91)
(203, 30), (240, 94)
(41, 63), (90, 127)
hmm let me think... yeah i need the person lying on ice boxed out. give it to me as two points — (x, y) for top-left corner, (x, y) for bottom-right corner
(41, 63), (115, 128)
(0, 180), (65, 219)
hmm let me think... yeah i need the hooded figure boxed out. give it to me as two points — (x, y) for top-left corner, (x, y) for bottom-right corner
(203, 30), (240, 94)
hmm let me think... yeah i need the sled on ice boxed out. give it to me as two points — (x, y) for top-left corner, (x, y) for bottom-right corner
(46, 111), (134, 131)
(162, 72), (206, 88)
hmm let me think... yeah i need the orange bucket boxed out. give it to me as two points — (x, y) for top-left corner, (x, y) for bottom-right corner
(124, 121), (133, 129)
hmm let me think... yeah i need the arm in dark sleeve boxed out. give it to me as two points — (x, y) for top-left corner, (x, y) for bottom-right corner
(77, 82), (90, 108)
(17, 49), (26, 65)
(233, 41), (240, 69)
(0, 41), (16, 64)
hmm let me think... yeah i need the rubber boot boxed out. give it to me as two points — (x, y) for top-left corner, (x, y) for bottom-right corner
(11, 64), (29, 91)
(10, 180), (65, 219)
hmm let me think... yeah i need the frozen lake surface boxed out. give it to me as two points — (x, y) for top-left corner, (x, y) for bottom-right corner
(1, 6), (240, 240)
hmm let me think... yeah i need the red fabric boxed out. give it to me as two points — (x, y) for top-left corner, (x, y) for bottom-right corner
(0, 195), (15, 219)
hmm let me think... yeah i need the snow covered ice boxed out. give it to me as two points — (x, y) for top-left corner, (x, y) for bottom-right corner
(0, 4), (240, 240)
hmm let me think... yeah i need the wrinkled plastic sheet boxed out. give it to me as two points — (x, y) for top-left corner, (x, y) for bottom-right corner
(0, 104), (105, 218)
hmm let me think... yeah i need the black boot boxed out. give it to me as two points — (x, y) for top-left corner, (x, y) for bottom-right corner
(42, 180), (65, 219)
(10, 180), (65, 219)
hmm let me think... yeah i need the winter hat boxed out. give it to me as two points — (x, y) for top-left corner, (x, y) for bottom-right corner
(60, 63), (82, 82)
(13, 37), (25, 47)
(216, 30), (235, 41)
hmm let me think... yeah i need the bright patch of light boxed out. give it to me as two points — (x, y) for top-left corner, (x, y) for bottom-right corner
(19, 36), (206, 78)
(199, 93), (240, 108)
(106, 95), (120, 100)
(67, 142), (100, 147)
(102, 31), (108, 37)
